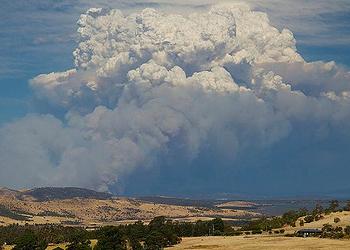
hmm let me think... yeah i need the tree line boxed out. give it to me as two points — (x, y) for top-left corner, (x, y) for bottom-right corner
(0, 217), (229, 250)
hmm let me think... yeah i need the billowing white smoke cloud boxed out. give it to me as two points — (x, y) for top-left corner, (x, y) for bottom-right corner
(1, 3), (350, 191)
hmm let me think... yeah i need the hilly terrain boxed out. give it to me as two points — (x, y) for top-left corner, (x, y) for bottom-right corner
(0, 187), (258, 228)
(22, 187), (113, 201)
(168, 210), (350, 249)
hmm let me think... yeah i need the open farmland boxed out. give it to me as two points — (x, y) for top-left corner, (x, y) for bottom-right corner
(168, 236), (350, 250)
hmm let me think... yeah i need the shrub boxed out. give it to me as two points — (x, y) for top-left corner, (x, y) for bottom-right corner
(304, 215), (314, 223)
(252, 230), (262, 235)
(334, 217), (340, 223)
(314, 215), (322, 221)
(322, 224), (333, 232)
(279, 229), (285, 234)
(332, 232), (344, 239)
(345, 226), (350, 235)
(245, 231), (251, 235)
(299, 220), (304, 226)
(274, 231), (280, 234)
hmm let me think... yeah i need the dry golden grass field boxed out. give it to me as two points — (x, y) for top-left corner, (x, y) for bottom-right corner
(4, 236), (350, 250)
(167, 236), (350, 250)
(283, 211), (350, 234)
(0, 187), (258, 227)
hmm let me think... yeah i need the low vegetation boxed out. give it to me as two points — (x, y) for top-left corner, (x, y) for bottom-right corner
(0, 217), (229, 249)
(23, 187), (113, 201)
(1, 200), (350, 249)
(321, 223), (350, 239)
(242, 200), (350, 236)
(0, 205), (30, 221)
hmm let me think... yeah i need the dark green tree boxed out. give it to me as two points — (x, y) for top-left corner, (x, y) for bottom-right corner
(148, 216), (166, 231)
(344, 201), (350, 211)
(304, 215), (314, 223)
(329, 200), (339, 212)
(13, 230), (47, 250)
(144, 230), (167, 250)
(299, 220), (304, 226)
(66, 230), (92, 250)
(345, 226), (350, 235)
(94, 226), (126, 250)
(322, 224), (333, 232)
(211, 218), (225, 233)
(334, 217), (340, 223)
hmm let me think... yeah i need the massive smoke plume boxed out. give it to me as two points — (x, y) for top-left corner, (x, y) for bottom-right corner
(1, 3), (350, 193)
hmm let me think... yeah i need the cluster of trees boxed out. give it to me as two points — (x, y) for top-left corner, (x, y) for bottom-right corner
(0, 205), (31, 221)
(91, 217), (230, 249)
(242, 208), (308, 232)
(0, 217), (229, 250)
(243, 200), (350, 232)
(321, 224), (350, 239)
(0, 224), (92, 247)
(94, 217), (182, 250)
(299, 200), (350, 225)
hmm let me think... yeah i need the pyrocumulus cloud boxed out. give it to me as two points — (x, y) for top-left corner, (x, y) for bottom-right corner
(1, 3), (350, 192)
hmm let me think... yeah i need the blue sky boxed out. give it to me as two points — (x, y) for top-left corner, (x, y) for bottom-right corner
(1, 1), (350, 197)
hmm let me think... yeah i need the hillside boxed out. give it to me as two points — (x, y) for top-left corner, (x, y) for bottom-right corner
(283, 211), (350, 233)
(215, 201), (258, 209)
(0, 187), (259, 227)
(22, 187), (113, 201)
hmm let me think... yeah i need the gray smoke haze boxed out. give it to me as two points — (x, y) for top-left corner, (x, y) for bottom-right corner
(1, 3), (350, 194)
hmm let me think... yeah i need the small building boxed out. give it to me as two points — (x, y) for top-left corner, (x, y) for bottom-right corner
(296, 229), (322, 237)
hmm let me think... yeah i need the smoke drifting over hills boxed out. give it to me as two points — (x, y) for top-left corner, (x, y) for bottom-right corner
(1, 3), (350, 193)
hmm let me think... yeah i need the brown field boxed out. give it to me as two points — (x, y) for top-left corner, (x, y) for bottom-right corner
(4, 236), (350, 250)
(167, 236), (350, 250)
(0, 188), (258, 227)
(215, 201), (258, 208)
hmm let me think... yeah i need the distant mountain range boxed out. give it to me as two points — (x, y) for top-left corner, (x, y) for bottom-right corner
(22, 187), (113, 201)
